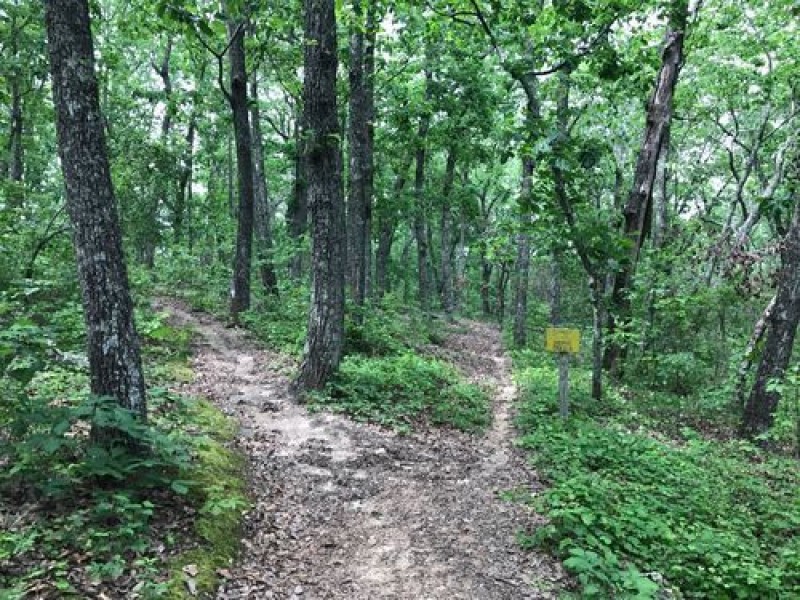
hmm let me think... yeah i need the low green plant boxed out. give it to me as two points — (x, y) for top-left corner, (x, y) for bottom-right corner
(515, 364), (800, 598)
(311, 352), (491, 433)
(239, 285), (309, 354)
(0, 386), (248, 597)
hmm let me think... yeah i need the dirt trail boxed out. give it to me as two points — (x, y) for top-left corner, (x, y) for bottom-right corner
(159, 300), (566, 599)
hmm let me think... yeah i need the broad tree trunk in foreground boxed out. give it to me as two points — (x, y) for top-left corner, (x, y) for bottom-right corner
(227, 18), (255, 321)
(742, 200), (800, 439)
(44, 0), (146, 420)
(292, 0), (346, 393)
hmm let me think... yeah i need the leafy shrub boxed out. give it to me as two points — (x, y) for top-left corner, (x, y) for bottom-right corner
(311, 352), (491, 433)
(344, 298), (432, 357)
(516, 367), (800, 598)
(0, 348), (246, 598)
(239, 285), (309, 355)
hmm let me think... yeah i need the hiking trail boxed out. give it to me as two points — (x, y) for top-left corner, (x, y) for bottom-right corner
(159, 300), (566, 599)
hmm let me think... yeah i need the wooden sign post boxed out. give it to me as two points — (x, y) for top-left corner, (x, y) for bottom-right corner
(545, 328), (581, 419)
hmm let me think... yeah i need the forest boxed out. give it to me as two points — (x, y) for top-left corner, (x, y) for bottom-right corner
(1, 0), (799, 598)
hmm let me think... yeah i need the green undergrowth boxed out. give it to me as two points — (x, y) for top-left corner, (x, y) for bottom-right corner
(163, 400), (247, 600)
(310, 352), (491, 434)
(514, 356), (800, 599)
(0, 306), (247, 598)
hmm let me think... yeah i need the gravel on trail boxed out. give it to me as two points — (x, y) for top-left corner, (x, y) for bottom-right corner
(160, 300), (567, 599)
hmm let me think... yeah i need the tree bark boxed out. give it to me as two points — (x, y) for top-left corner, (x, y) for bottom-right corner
(250, 74), (279, 296)
(174, 113), (196, 244)
(454, 211), (467, 312)
(512, 74), (539, 348)
(440, 148), (457, 319)
(7, 80), (24, 189)
(413, 67), (433, 313)
(480, 258), (493, 316)
(292, 0), (346, 393)
(512, 192), (532, 347)
(227, 18), (256, 321)
(605, 6), (686, 374)
(4, 8), (25, 205)
(287, 108), (308, 279)
(735, 294), (777, 408)
(742, 200), (800, 439)
(497, 261), (510, 325)
(346, 0), (377, 313)
(141, 38), (174, 268)
(374, 158), (410, 299)
(44, 0), (146, 420)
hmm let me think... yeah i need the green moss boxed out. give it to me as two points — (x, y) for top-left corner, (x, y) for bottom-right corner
(163, 400), (248, 599)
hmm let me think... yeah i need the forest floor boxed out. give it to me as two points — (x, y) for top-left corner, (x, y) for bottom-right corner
(161, 299), (567, 599)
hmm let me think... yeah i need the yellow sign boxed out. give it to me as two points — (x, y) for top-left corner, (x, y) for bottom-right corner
(545, 328), (580, 354)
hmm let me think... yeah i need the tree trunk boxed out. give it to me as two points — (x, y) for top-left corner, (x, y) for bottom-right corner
(4, 6), (25, 207)
(652, 127), (670, 250)
(735, 294), (777, 408)
(250, 74), (279, 296)
(742, 200), (800, 438)
(141, 38), (174, 268)
(512, 207), (532, 347)
(287, 110), (308, 280)
(227, 18), (255, 321)
(512, 73), (539, 347)
(550, 69), (606, 399)
(497, 261), (510, 325)
(7, 79), (24, 195)
(44, 0), (146, 421)
(454, 211), (467, 312)
(605, 5), (687, 374)
(375, 215), (394, 300)
(440, 148), (457, 319)
(292, 0), (346, 393)
(550, 254), (562, 325)
(174, 114), (196, 244)
(414, 67), (433, 313)
(374, 159), (410, 299)
(480, 245), (493, 317)
(346, 0), (377, 313)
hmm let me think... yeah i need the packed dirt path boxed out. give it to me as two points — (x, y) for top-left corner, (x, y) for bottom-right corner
(159, 300), (567, 599)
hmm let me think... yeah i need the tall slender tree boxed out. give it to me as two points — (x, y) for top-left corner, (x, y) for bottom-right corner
(44, 0), (147, 421)
(604, 0), (689, 373)
(226, 15), (256, 322)
(346, 0), (377, 314)
(250, 73), (279, 296)
(440, 148), (457, 319)
(413, 66), (433, 313)
(292, 0), (346, 393)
